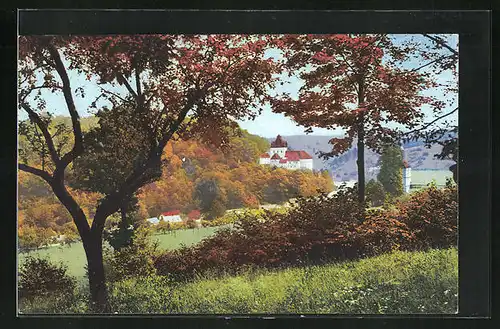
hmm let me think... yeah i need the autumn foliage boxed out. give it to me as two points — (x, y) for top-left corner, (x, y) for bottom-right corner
(153, 184), (457, 280)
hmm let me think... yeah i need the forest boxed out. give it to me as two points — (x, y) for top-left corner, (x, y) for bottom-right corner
(18, 115), (333, 250)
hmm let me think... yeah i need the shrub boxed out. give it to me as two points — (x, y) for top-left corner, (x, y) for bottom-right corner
(154, 185), (364, 280)
(104, 227), (159, 283)
(19, 256), (76, 300)
(397, 183), (457, 250)
(185, 218), (197, 229)
(365, 179), (385, 207)
(18, 226), (55, 251)
(156, 220), (173, 233)
(154, 183), (457, 281)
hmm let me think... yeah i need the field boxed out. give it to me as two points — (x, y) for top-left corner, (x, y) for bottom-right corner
(20, 248), (458, 314)
(410, 170), (452, 189)
(18, 225), (230, 280)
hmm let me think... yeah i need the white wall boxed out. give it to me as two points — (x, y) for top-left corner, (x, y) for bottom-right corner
(270, 147), (287, 158)
(259, 157), (270, 165)
(300, 159), (313, 170)
(161, 215), (183, 223)
(403, 168), (412, 193)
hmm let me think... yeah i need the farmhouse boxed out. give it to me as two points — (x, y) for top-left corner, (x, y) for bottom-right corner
(259, 135), (313, 170)
(159, 210), (183, 222)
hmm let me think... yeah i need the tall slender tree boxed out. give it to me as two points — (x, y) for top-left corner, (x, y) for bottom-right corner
(271, 34), (439, 203)
(18, 35), (281, 312)
(377, 144), (404, 197)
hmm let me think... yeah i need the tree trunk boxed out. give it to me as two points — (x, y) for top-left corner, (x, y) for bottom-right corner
(450, 163), (458, 184)
(357, 83), (366, 204)
(83, 233), (111, 313)
(357, 123), (365, 203)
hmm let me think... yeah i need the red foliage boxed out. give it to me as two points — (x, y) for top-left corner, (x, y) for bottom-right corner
(154, 184), (457, 281)
(396, 184), (458, 249)
(270, 34), (438, 156)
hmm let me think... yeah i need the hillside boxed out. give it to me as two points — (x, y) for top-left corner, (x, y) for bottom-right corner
(18, 118), (333, 244)
(270, 135), (455, 181)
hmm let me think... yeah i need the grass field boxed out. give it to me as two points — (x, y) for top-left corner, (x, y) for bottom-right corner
(410, 170), (452, 189)
(18, 225), (230, 280)
(20, 248), (458, 314)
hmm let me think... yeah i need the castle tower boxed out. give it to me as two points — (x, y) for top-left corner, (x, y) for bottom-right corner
(269, 135), (288, 158)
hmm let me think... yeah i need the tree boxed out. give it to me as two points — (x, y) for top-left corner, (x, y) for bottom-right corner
(365, 179), (385, 207)
(271, 34), (443, 204)
(400, 34), (458, 183)
(206, 196), (227, 220)
(18, 35), (280, 312)
(377, 144), (404, 197)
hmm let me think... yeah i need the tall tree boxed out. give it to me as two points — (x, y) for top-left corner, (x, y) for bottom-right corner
(271, 34), (439, 203)
(18, 35), (280, 312)
(377, 144), (404, 197)
(401, 34), (458, 183)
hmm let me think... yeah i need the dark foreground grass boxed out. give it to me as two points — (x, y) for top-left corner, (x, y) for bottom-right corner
(19, 248), (458, 314)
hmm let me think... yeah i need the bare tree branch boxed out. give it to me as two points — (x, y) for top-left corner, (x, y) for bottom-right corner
(18, 163), (52, 183)
(97, 86), (133, 105)
(402, 107), (458, 136)
(117, 72), (139, 100)
(19, 84), (63, 103)
(46, 43), (84, 169)
(20, 103), (60, 165)
(422, 34), (459, 56)
(409, 54), (456, 73)
(135, 69), (142, 98)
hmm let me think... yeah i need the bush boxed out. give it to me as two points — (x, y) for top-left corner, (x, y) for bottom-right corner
(19, 256), (76, 300)
(397, 183), (457, 250)
(154, 185), (364, 280)
(18, 226), (55, 251)
(104, 227), (159, 283)
(365, 179), (385, 207)
(185, 218), (197, 229)
(154, 183), (458, 281)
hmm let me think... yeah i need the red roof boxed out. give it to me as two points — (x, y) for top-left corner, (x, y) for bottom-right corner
(260, 152), (270, 158)
(298, 150), (313, 159)
(271, 135), (288, 148)
(279, 159), (288, 164)
(161, 210), (181, 216)
(271, 153), (281, 160)
(188, 209), (201, 219)
(285, 151), (301, 161)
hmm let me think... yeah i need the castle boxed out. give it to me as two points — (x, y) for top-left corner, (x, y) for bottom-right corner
(259, 135), (314, 170)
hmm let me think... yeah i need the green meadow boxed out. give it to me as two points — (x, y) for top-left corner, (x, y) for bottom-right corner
(18, 225), (229, 280)
(20, 248), (458, 314)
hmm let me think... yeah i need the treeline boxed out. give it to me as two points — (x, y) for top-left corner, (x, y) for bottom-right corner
(18, 116), (334, 248)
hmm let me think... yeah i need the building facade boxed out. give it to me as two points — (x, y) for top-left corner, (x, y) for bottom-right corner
(401, 146), (411, 193)
(259, 135), (314, 170)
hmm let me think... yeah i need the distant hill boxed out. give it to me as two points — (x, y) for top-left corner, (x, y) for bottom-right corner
(267, 135), (455, 182)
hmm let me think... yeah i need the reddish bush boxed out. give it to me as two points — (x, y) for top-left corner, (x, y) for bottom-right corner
(153, 184), (458, 281)
(397, 183), (457, 249)
(351, 208), (415, 258)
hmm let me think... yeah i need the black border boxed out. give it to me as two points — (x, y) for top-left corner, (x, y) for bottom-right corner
(3, 8), (493, 329)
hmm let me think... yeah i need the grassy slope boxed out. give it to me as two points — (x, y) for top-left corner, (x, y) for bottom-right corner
(18, 226), (227, 279)
(109, 248), (458, 314)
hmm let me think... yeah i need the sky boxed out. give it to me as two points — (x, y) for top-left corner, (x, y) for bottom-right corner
(19, 34), (458, 139)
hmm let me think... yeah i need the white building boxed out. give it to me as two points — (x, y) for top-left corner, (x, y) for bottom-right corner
(159, 210), (183, 222)
(259, 135), (314, 170)
(146, 217), (160, 225)
(401, 146), (411, 193)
